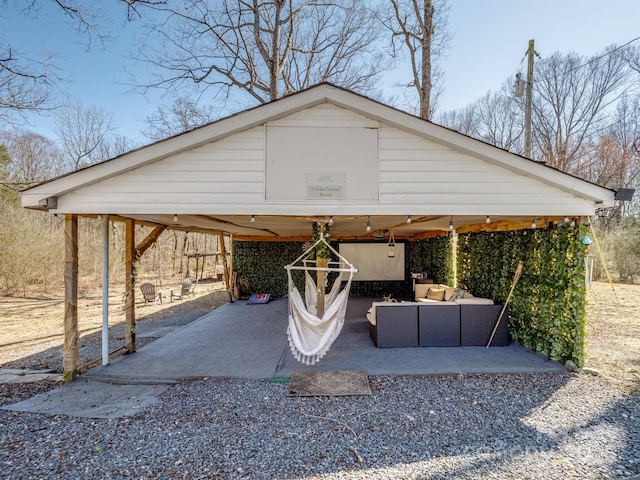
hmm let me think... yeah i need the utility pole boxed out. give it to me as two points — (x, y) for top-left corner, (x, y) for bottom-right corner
(524, 39), (535, 159)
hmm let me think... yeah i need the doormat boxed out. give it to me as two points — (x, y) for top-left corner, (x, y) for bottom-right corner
(287, 370), (371, 397)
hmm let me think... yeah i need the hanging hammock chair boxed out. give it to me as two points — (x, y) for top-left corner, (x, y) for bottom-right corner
(285, 235), (357, 365)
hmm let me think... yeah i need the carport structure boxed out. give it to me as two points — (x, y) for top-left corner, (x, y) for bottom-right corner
(21, 84), (617, 381)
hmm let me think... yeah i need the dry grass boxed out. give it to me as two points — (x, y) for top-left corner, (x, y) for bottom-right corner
(585, 281), (640, 393)
(0, 279), (229, 370)
(1, 280), (639, 394)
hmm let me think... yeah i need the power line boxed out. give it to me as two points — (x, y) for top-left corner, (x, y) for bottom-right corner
(538, 35), (640, 81)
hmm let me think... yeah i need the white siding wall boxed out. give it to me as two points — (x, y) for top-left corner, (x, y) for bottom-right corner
(268, 103), (379, 128)
(379, 126), (592, 214)
(49, 104), (596, 216)
(59, 127), (266, 212)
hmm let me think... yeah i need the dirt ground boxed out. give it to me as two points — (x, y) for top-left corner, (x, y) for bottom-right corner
(0, 278), (230, 372)
(0, 280), (638, 394)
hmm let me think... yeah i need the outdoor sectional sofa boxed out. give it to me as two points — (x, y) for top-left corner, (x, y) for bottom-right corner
(366, 284), (509, 348)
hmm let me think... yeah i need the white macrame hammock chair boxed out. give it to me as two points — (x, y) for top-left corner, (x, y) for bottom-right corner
(285, 235), (357, 365)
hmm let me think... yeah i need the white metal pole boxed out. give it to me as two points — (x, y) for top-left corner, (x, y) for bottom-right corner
(102, 215), (110, 366)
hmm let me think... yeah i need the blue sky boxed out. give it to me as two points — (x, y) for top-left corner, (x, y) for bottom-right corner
(2, 0), (640, 146)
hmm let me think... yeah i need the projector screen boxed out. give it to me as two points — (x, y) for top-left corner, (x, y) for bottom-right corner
(339, 243), (405, 281)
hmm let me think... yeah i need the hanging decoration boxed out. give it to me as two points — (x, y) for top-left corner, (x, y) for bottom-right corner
(387, 230), (396, 258)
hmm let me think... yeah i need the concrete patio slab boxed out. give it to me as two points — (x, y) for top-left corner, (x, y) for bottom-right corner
(3, 297), (564, 418)
(3, 379), (170, 418)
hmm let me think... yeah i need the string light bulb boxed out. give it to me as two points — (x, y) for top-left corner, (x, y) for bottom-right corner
(328, 216), (334, 226)
(251, 215), (256, 223)
(366, 216), (371, 233)
(531, 217), (537, 229)
(97, 214), (103, 221)
(406, 215), (412, 224)
(570, 218), (576, 228)
(564, 216), (570, 224)
(173, 214), (178, 223)
(449, 216), (454, 231)
(486, 215), (491, 224)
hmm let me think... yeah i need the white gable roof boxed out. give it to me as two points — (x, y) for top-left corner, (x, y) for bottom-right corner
(22, 84), (615, 239)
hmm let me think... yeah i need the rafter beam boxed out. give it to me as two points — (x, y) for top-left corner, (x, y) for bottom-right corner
(136, 225), (167, 256)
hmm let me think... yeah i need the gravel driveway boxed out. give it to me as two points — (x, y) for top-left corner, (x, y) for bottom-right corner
(1, 372), (638, 479)
(1, 284), (639, 479)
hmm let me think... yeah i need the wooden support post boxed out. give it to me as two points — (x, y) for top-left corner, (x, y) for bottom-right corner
(125, 219), (136, 353)
(219, 232), (233, 303)
(63, 214), (80, 382)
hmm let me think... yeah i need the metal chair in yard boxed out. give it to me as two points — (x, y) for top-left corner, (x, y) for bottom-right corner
(140, 282), (162, 305)
(170, 277), (196, 302)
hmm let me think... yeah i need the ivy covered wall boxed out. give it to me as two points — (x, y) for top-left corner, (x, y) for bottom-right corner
(233, 236), (455, 300)
(457, 225), (588, 366)
(233, 240), (413, 298)
(408, 234), (455, 286)
(232, 241), (303, 298)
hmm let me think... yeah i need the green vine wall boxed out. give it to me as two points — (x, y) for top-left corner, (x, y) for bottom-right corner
(234, 240), (414, 299)
(234, 236), (455, 300)
(408, 234), (455, 286)
(233, 241), (303, 297)
(457, 225), (588, 366)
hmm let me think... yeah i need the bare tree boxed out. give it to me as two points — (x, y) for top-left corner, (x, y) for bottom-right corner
(54, 99), (116, 169)
(143, 97), (216, 141)
(10, 0), (163, 26)
(592, 94), (640, 217)
(0, 45), (55, 122)
(474, 89), (524, 154)
(98, 133), (139, 160)
(437, 103), (478, 137)
(133, 0), (386, 104)
(531, 46), (630, 171)
(623, 42), (640, 77)
(0, 130), (66, 189)
(581, 134), (640, 199)
(437, 83), (524, 154)
(384, 0), (452, 119)
(0, 0), (161, 122)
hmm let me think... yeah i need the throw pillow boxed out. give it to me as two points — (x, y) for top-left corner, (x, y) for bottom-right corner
(426, 287), (446, 301)
(444, 287), (456, 301)
(449, 288), (466, 301)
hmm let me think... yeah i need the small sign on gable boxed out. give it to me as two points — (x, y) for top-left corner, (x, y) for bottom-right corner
(306, 173), (346, 200)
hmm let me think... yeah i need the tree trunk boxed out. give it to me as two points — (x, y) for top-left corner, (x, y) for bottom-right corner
(420, 0), (434, 119)
(172, 231), (178, 274)
(181, 233), (189, 276)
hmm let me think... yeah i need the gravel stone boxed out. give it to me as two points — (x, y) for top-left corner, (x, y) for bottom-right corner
(1, 372), (638, 479)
